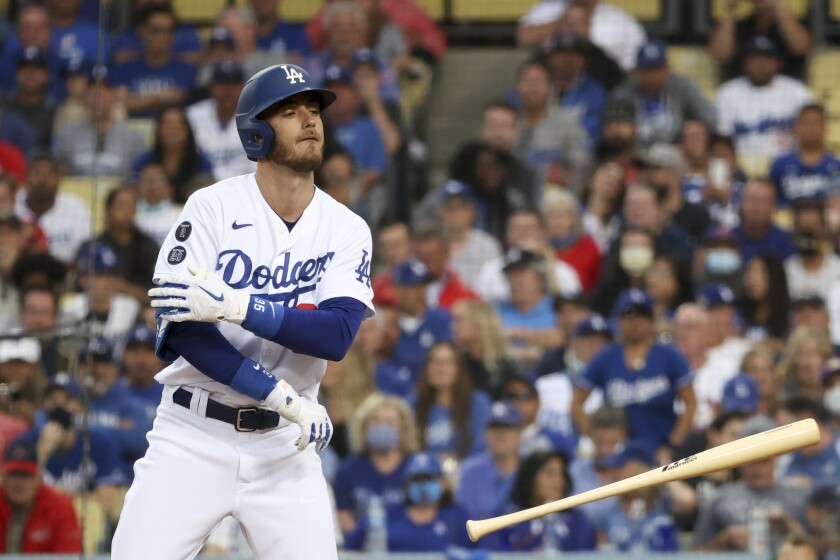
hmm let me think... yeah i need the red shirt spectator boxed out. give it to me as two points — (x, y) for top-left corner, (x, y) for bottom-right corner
(0, 440), (82, 553)
(0, 142), (26, 184)
(306, 0), (446, 62)
(556, 235), (601, 292)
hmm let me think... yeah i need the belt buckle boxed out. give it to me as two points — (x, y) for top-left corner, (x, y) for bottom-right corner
(235, 407), (259, 432)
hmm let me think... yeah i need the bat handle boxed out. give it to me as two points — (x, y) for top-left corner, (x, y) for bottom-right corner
(466, 520), (481, 542)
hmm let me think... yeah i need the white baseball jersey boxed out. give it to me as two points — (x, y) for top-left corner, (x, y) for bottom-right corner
(153, 174), (375, 405)
(186, 100), (257, 181)
(716, 76), (813, 164)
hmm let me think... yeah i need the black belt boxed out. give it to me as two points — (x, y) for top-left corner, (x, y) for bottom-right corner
(173, 388), (281, 432)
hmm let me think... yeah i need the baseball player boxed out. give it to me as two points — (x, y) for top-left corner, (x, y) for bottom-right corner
(111, 63), (375, 559)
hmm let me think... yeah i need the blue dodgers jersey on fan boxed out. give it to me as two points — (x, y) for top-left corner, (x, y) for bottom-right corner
(784, 436), (840, 485)
(423, 391), (492, 457)
(87, 382), (154, 472)
(576, 343), (692, 451)
(498, 508), (595, 552)
(110, 60), (197, 116)
(375, 360), (415, 401)
(333, 454), (409, 518)
(256, 21), (310, 55)
(334, 116), (387, 174)
(345, 503), (474, 551)
(455, 454), (516, 521)
(392, 309), (452, 379)
(770, 152), (840, 204)
(596, 503), (678, 552)
(17, 428), (127, 491)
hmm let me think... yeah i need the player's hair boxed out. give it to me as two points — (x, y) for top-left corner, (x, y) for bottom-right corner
(415, 341), (476, 458)
(589, 405), (627, 433)
(450, 300), (509, 388)
(348, 393), (420, 456)
(775, 325), (833, 393)
(323, 0), (366, 28)
(510, 451), (573, 508)
(540, 188), (583, 237)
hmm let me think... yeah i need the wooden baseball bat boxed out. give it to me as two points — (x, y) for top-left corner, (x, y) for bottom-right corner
(466, 418), (819, 542)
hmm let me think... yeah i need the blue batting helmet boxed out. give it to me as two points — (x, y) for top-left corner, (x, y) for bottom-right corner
(235, 64), (336, 162)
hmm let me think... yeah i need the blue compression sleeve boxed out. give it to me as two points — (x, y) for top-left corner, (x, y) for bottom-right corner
(241, 296), (366, 361)
(163, 321), (278, 401)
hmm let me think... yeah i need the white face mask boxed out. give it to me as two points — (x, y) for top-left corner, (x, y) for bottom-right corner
(825, 385), (840, 415)
(619, 246), (653, 276)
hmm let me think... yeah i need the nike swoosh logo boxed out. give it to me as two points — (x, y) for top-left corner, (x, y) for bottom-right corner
(199, 286), (224, 302)
(232, 221), (253, 230)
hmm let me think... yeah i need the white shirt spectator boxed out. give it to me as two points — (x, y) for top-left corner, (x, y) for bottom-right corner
(135, 199), (184, 247)
(784, 253), (840, 303)
(519, 1), (646, 71)
(474, 254), (581, 303)
(61, 292), (139, 354)
(449, 229), (503, 291)
(716, 76), (812, 170)
(14, 190), (92, 264)
(693, 336), (752, 427)
(186, 99), (256, 182)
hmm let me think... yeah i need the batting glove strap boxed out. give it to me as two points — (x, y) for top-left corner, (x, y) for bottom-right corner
(149, 266), (250, 324)
(264, 380), (333, 452)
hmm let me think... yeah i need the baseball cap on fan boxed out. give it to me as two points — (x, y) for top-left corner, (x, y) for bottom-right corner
(323, 64), (353, 86)
(212, 60), (244, 84)
(75, 243), (118, 275)
(17, 46), (48, 68)
(392, 259), (431, 286)
(208, 26), (235, 50)
(722, 373), (760, 413)
(635, 38), (667, 70)
(486, 401), (522, 428)
(352, 47), (381, 70)
(0, 338), (41, 364)
(404, 452), (442, 479)
(697, 283), (736, 309)
(3, 439), (38, 475)
(613, 288), (653, 318)
(743, 35), (780, 59)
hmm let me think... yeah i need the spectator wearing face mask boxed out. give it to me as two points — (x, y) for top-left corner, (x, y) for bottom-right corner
(695, 225), (743, 297)
(333, 393), (420, 534)
(785, 201), (840, 304)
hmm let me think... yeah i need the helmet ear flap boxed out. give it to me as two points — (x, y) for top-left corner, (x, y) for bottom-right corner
(236, 117), (275, 162)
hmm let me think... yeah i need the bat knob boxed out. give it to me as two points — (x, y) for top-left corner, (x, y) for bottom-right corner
(466, 520), (481, 542)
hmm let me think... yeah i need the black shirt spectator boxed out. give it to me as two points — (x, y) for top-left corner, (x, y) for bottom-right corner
(6, 48), (55, 150)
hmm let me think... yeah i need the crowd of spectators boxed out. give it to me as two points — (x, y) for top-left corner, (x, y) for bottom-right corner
(0, 0), (839, 556)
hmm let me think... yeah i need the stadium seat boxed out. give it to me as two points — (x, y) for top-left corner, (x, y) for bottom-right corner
(59, 176), (120, 233)
(173, 0), (227, 24)
(833, 0), (840, 21)
(451, 0), (540, 21)
(414, 0), (445, 20)
(667, 46), (719, 101)
(809, 50), (840, 98)
(73, 495), (108, 554)
(609, 0), (663, 22)
(125, 118), (156, 150)
(827, 120), (840, 152)
(710, 0), (808, 21)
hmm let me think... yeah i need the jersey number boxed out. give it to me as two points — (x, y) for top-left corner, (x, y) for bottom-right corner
(282, 65), (305, 84)
(355, 250), (371, 288)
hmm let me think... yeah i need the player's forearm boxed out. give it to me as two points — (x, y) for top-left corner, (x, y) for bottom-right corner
(240, 296), (365, 361)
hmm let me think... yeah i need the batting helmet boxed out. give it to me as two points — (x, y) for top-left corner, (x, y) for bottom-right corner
(235, 64), (337, 162)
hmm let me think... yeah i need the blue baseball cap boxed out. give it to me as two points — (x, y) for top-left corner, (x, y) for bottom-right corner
(392, 259), (431, 286)
(212, 60), (244, 84)
(549, 31), (587, 54)
(635, 38), (667, 69)
(404, 452), (442, 479)
(572, 314), (613, 339)
(60, 57), (93, 78)
(599, 440), (654, 469)
(323, 64), (353, 85)
(75, 243), (118, 275)
(697, 283), (736, 308)
(613, 288), (653, 318)
(743, 35), (780, 58)
(722, 373), (761, 414)
(46, 372), (84, 400)
(486, 401), (522, 428)
(208, 26), (235, 49)
(82, 337), (115, 363)
(125, 323), (157, 348)
(519, 429), (576, 459)
(352, 47), (381, 70)
(17, 46), (48, 68)
(439, 180), (475, 204)
(4, 439), (38, 475)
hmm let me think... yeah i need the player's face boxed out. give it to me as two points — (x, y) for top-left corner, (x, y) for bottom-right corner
(263, 94), (325, 172)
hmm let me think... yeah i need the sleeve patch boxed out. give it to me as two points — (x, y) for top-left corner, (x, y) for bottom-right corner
(167, 246), (187, 264)
(174, 221), (192, 241)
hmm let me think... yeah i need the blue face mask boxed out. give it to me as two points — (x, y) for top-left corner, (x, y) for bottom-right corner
(706, 248), (741, 275)
(365, 423), (400, 453)
(407, 480), (443, 505)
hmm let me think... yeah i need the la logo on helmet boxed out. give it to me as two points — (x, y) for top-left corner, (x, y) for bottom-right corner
(282, 65), (305, 84)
